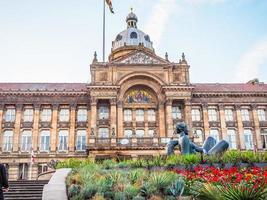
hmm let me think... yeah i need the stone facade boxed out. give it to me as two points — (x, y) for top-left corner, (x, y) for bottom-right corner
(1, 11), (267, 180)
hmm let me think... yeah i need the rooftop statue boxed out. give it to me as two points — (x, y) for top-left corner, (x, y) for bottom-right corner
(167, 122), (229, 156)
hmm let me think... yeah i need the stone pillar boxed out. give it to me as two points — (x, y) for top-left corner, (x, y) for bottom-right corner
(51, 104), (59, 152)
(219, 104), (227, 140)
(144, 108), (148, 136)
(184, 99), (192, 137)
(165, 99), (173, 137)
(117, 101), (123, 138)
(90, 98), (97, 137)
(32, 104), (40, 152)
(110, 99), (117, 137)
(86, 104), (91, 144)
(30, 164), (38, 180)
(0, 104), (4, 153)
(13, 104), (23, 152)
(158, 101), (166, 137)
(69, 104), (76, 152)
(252, 104), (262, 150)
(8, 163), (19, 181)
(202, 104), (209, 139)
(235, 105), (244, 150)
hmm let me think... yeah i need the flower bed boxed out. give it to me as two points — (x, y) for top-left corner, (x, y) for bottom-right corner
(58, 151), (267, 199)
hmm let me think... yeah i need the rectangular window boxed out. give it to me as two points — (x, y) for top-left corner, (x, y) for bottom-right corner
(148, 109), (156, 121)
(76, 130), (86, 151)
(208, 109), (217, 121)
(21, 130), (32, 152)
(23, 109), (34, 122)
(3, 130), (13, 152)
(41, 109), (52, 122)
(209, 129), (219, 143)
(124, 109), (132, 122)
(227, 129), (237, 149)
(136, 109), (144, 121)
(40, 130), (50, 152)
(98, 106), (109, 119)
(191, 109), (201, 121)
(244, 129), (253, 150)
(124, 129), (133, 138)
(77, 108), (87, 122)
(59, 108), (69, 122)
(257, 109), (266, 122)
(98, 128), (109, 138)
(225, 109), (234, 122)
(195, 129), (203, 139)
(241, 109), (250, 121)
(58, 130), (68, 151)
(172, 106), (182, 119)
(136, 129), (144, 137)
(5, 108), (16, 122)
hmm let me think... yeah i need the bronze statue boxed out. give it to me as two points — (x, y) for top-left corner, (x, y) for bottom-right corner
(167, 122), (229, 156)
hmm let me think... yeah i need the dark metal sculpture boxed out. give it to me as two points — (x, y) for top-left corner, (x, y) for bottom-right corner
(167, 122), (229, 156)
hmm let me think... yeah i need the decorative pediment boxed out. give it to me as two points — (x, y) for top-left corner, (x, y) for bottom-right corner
(117, 51), (168, 64)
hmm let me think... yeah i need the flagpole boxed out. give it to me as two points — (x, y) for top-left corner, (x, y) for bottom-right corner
(103, 0), (105, 62)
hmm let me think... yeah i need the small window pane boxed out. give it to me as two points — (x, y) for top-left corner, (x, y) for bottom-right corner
(208, 109), (217, 121)
(136, 109), (144, 121)
(148, 109), (156, 121)
(225, 109), (234, 122)
(98, 128), (109, 138)
(191, 109), (201, 121)
(24, 109), (34, 122)
(99, 106), (109, 119)
(5, 108), (16, 122)
(257, 109), (266, 121)
(40, 130), (50, 152)
(124, 129), (132, 138)
(244, 129), (253, 150)
(241, 109), (250, 121)
(227, 129), (237, 149)
(21, 130), (32, 152)
(3, 130), (13, 152)
(41, 109), (52, 122)
(136, 129), (144, 137)
(172, 107), (182, 119)
(76, 130), (86, 151)
(209, 129), (219, 143)
(58, 130), (68, 151)
(77, 109), (87, 122)
(124, 109), (132, 121)
(59, 109), (69, 122)
(148, 129), (154, 137)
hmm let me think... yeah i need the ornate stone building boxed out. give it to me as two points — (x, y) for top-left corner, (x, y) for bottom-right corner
(1, 11), (267, 180)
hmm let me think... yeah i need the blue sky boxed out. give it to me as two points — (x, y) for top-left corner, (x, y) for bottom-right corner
(0, 0), (267, 83)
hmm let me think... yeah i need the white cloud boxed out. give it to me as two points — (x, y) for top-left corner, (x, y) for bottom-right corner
(233, 39), (267, 82)
(144, 0), (177, 50)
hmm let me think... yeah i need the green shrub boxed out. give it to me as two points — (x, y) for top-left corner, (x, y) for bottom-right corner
(132, 196), (146, 200)
(81, 183), (98, 199)
(148, 155), (166, 167)
(101, 159), (116, 169)
(68, 184), (81, 199)
(124, 185), (139, 199)
(128, 168), (147, 184)
(167, 177), (185, 197)
(114, 192), (126, 200)
(182, 154), (201, 165)
(165, 155), (183, 166)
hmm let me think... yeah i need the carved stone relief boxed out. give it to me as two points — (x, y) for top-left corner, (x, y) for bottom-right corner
(121, 52), (161, 64)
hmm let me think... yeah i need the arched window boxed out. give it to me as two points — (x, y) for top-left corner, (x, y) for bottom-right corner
(130, 32), (137, 39)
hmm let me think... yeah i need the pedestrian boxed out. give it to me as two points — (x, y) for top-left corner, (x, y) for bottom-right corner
(0, 164), (9, 200)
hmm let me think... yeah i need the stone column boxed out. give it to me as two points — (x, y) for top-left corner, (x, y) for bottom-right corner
(69, 104), (76, 152)
(144, 108), (148, 136)
(158, 101), (166, 137)
(50, 104), (59, 152)
(184, 99), (192, 137)
(13, 104), (23, 152)
(165, 99), (173, 137)
(90, 98), (98, 137)
(117, 101), (123, 138)
(235, 105), (244, 150)
(86, 103), (91, 144)
(202, 104), (209, 139)
(110, 99), (117, 137)
(252, 104), (262, 150)
(219, 104), (227, 140)
(0, 104), (4, 153)
(32, 104), (40, 152)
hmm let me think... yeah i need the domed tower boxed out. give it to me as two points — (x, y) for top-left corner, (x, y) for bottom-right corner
(109, 9), (154, 61)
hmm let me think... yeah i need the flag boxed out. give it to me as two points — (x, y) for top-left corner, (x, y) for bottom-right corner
(31, 149), (35, 164)
(105, 0), (114, 14)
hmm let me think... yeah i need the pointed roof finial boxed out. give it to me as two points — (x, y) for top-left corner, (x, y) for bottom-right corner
(93, 51), (98, 63)
(165, 52), (169, 61)
(181, 52), (187, 64)
(130, 6), (133, 12)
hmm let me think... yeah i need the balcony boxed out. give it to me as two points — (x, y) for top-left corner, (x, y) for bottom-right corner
(123, 121), (133, 127)
(97, 119), (110, 126)
(76, 121), (88, 128)
(242, 121), (254, 127)
(57, 122), (70, 128)
(2, 122), (15, 128)
(192, 121), (203, 127)
(226, 121), (237, 127)
(136, 121), (145, 127)
(21, 122), (33, 128)
(259, 121), (267, 127)
(209, 121), (221, 127)
(39, 122), (51, 128)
